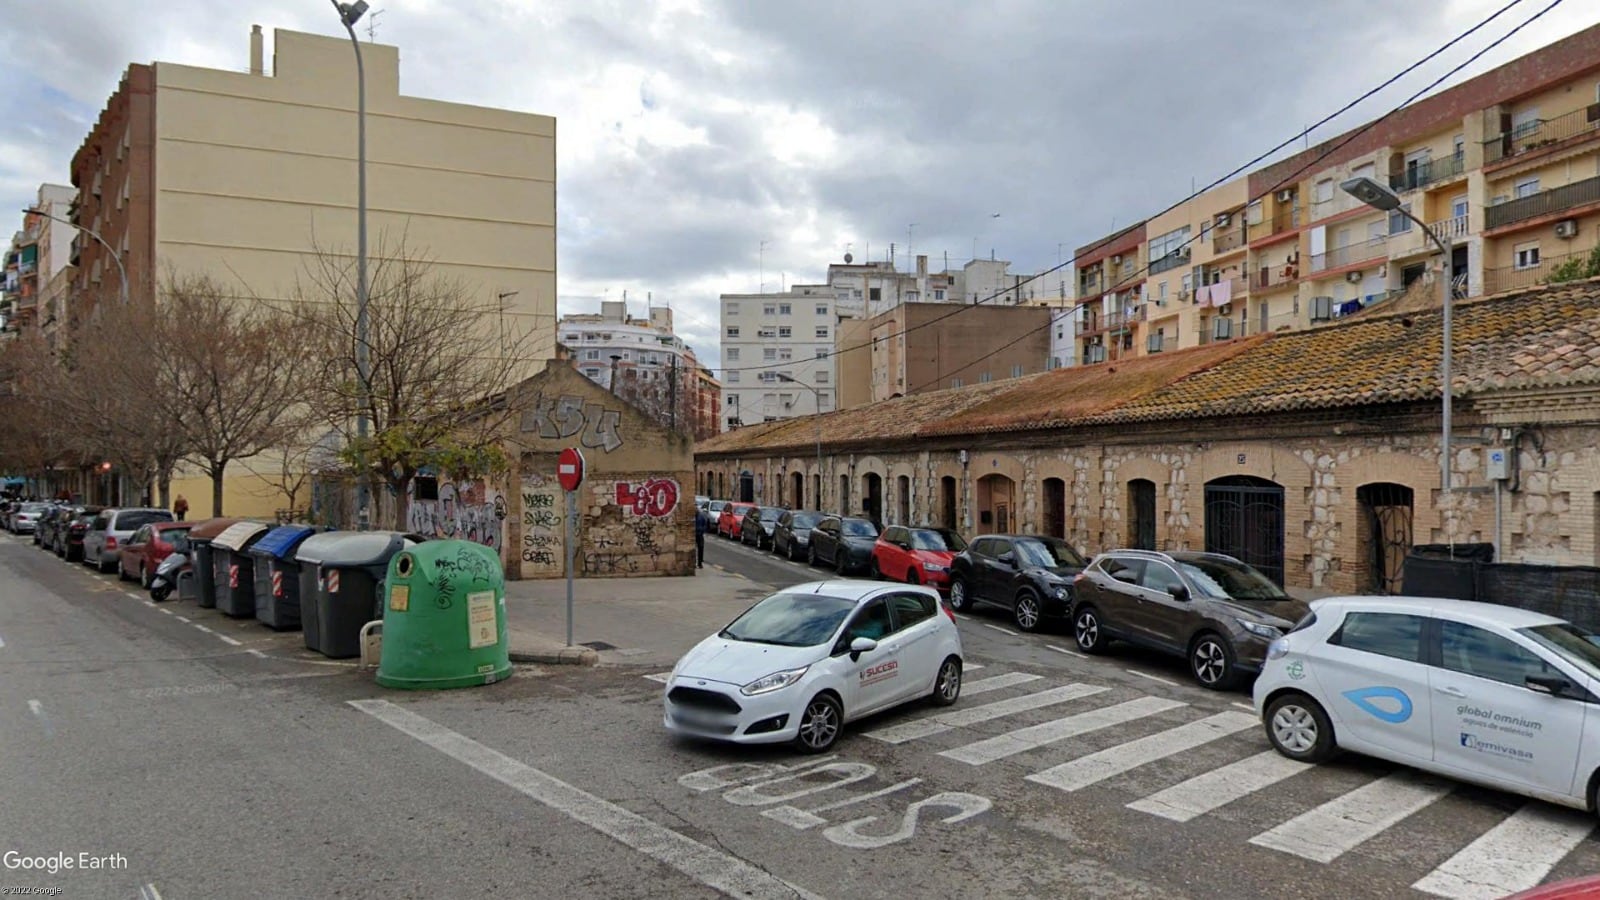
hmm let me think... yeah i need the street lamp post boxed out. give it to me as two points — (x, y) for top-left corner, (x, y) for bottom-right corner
(1341, 177), (1454, 549)
(331, 0), (372, 531)
(24, 207), (128, 306)
(775, 374), (823, 509)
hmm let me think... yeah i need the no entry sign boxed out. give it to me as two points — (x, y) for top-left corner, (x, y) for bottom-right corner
(558, 447), (586, 492)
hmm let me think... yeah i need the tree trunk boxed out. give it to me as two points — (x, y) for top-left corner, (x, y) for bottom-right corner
(390, 472), (413, 532)
(158, 472), (172, 510)
(210, 459), (228, 517)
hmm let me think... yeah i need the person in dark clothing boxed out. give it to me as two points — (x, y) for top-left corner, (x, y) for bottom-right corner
(694, 506), (711, 568)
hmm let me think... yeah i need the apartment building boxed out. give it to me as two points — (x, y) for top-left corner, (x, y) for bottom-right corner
(1, 184), (76, 343)
(560, 300), (692, 388)
(1071, 21), (1600, 363)
(720, 284), (841, 430)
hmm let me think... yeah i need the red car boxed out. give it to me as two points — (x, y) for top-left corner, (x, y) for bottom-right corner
(717, 502), (757, 539)
(118, 522), (193, 588)
(1506, 876), (1600, 899)
(871, 525), (967, 590)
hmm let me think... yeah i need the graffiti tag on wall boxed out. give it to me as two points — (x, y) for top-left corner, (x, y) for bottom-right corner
(521, 394), (623, 453)
(615, 478), (679, 518)
(520, 474), (564, 577)
(407, 480), (504, 551)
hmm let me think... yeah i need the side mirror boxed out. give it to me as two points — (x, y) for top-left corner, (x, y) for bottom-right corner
(849, 636), (878, 661)
(1526, 674), (1572, 697)
(1168, 585), (1190, 602)
(998, 552), (1016, 566)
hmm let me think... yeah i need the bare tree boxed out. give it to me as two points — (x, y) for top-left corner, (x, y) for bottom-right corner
(0, 332), (81, 493)
(283, 235), (540, 530)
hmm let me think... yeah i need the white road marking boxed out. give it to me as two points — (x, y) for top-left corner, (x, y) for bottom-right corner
(961, 672), (1042, 696)
(247, 649), (268, 658)
(143, 600), (156, 608)
(139, 884), (164, 900)
(964, 663), (984, 671)
(0, 630), (5, 648)
(1231, 701), (1255, 712)
(1125, 669), (1179, 687)
(159, 608), (173, 615)
(216, 634), (243, 647)
(1046, 644), (1087, 659)
(1128, 750), (1311, 822)
(643, 672), (672, 684)
(350, 699), (822, 900)
(125, 591), (143, 600)
(193, 624), (214, 634)
(175, 616), (191, 623)
(981, 623), (1018, 636)
(761, 779), (923, 830)
(27, 699), (54, 737)
(942, 696), (1187, 765)
(1413, 803), (1595, 899)
(865, 683), (1110, 744)
(1248, 770), (1452, 863)
(1027, 711), (1257, 793)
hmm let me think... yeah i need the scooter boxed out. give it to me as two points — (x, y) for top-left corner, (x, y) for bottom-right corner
(149, 548), (190, 602)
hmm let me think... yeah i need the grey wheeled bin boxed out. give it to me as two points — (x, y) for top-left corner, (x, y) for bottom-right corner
(210, 521), (269, 616)
(250, 524), (319, 630)
(298, 531), (422, 659)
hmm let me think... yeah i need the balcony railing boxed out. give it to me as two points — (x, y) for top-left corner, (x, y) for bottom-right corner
(1212, 226), (1247, 255)
(1256, 262), (1300, 291)
(1483, 249), (1592, 295)
(1106, 310), (1128, 332)
(1148, 248), (1190, 275)
(1247, 208), (1300, 242)
(1389, 153), (1466, 193)
(1484, 104), (1600, 164)
(1310, 235), (1387, 272)
(1078, 275), (1102, 295)
(1486, 175), (1600, 229)
(1427, 214), (1469, 242)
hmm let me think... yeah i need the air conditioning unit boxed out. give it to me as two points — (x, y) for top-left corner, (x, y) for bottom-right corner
(1555, 219), (1580, 239)
(1347, 271), (1364, 283)
(1218, 303), (1233, 316)
(1377, 264), (1388, 278)
(1215, 213), (1232, 228)
(1111, 254), (1123, 265)
(1276, 189), (1295, 203)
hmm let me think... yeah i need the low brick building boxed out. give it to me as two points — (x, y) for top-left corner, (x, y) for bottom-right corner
(696, 280), (1600, 595)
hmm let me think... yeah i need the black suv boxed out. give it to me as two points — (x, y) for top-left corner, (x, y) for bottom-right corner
(948, 534), (1086, 632)
(772, 509), (824, 561)
(806, 515), (879, 574)
(739, 506), (784, 549)
(1071, 549), (1309, 690)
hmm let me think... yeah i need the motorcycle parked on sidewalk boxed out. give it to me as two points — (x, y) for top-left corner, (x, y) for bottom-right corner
(149, 548), (190, 602)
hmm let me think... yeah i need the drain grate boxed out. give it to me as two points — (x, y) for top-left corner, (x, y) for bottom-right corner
(581, 641), (618, 651)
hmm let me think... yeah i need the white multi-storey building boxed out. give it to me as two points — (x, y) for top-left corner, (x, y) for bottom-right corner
(720, 284), (840, 430)
(558, 299), (693, 389)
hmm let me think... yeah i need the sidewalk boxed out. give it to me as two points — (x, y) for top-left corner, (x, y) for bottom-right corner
(504, 564), (775, 667)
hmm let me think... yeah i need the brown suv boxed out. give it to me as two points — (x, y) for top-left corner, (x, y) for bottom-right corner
(1070, 549), (1309, 690)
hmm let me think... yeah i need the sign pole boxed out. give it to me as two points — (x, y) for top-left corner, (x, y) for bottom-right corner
(556, 447), (586, 649)
(565, 489), (576, 647)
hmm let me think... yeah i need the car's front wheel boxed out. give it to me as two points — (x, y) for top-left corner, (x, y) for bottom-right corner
(140, 564), (150, 589)
(835, 551), (849, 576)
(807, 545), (819, 567)
(1189, 632), (1239, 690)
(794, 693), (842, 753)
(931, 656), (962, 707)
(1265, 693), (1337, 763)
(948, 578), (972, 611)
(1074, 604), (1108, 653)
(1013, 590), (1042, 633)
(869, 557), (883, 579)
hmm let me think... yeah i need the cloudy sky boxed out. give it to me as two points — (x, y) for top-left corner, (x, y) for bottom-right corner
(1, 0), (1595, 362)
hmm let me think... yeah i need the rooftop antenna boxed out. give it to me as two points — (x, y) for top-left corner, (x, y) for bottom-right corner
(364, 7), (384, 41)
(759, 239), (769, 294)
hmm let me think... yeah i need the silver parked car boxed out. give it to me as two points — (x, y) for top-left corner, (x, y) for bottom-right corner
(10, 502), (48, 535)
(84, 507), (175, 573)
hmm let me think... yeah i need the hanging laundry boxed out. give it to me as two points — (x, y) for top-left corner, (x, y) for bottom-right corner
(1210, 278), (1232, 308)
(1194, 284), (1212, 305)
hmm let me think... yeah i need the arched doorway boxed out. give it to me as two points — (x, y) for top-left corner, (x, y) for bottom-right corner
(1358, 482), (1413, 594)
(1128, 479), (1157, 549)
(1042, 478), (1066, 538)
(897, 475), (912, 525)
(977, 474), (1015, 535)
(791, 472), (804, 509)
(940, 476), (958, 529)
(1204, 475), (1285, 585)
(814, 474), (822, 511)
(863, 473), (883, 526)
(738, 471), (755, 503)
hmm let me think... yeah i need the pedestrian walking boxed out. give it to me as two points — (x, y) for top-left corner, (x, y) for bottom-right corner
(694, 505), (710, 569)
(173, 495), (189, 521)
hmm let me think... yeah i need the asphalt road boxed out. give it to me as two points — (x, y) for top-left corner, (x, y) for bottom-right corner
(5, 529), (1600, 899)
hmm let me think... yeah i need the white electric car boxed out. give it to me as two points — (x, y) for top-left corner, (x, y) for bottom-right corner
(664, 580), (965, 752)
(1255, 595), (1600, 814)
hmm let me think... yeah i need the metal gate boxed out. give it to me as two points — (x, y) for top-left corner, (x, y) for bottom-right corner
(1358, 483), (1414, 594)
(1129, 479), (1156, 550)
(1204, 477), (1285, 586)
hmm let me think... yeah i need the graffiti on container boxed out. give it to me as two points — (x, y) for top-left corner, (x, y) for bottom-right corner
(614, 478), (679, 518)
(407, 479), (504, 551)
(521, 393), (624, 453)
(431, 548), (498, 608)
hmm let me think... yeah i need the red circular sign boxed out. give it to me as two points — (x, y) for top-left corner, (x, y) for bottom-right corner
(557, 447), (586, 492)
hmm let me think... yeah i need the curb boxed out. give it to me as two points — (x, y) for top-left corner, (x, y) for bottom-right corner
(509, 646), (599, 666)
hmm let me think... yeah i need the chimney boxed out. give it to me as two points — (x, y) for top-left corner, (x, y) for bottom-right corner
(249, 25), (264, 75)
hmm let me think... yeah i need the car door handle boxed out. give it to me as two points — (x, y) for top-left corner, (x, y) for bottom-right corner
(1435, 685), (1468, 699)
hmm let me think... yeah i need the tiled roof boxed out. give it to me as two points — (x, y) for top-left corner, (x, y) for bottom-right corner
(696, 280), (1600, 457)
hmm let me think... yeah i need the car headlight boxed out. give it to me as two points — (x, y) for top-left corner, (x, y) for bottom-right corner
(1266, 637), (1290, 660)
(740, 666), (809, 696)
(1054, 587), (1070, 601)
(922, 561), (946, 572)
(1237, 618), (1283, 639)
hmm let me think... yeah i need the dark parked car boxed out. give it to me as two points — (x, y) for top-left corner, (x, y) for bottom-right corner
(948, 534), (1086, 633)
(806, 515), (879, 574)
(739, 506), (784, 549)
(772, 510), (823, 561)
(871, 526), (967, 591)
(1070, 549), (1309, 690)
(33, 504), (68, 546)
(61, 508), (102, 562)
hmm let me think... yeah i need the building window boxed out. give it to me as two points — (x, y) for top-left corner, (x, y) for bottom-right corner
(778, 303), (791, 315)
(815, 348), (829, 359)
(816, 370), (830, 383)
(932, 289), (946, 301)
(1511, 108), (1540, 138)
(1314, 179), (1334, 203)
(818, 391), (832, 409)
(1010, 364), (1024, 378)
(763, 348), (777, 361)
(778, 326), (792, 338)
(979, 372), (992, 383)
(564, 333), (579, 342)
(816, 303), (829, 315)
(815, 326), (829, 338)
(1453, 134), (1465, 159)
(1514, 177), (1540, 199)
(727, 371), (741, 383)
(585, 350), (600, 360)
(1514, 242), (1541, 270)
(584, 333), (599, 341)
(583, 368), (600, 378)
(726, 348), (740, 360)
(1388, 205), (1412, 235)
(951, 378), (963, 388)
(778, 348), (792, 361)
(763, 303), (776, 315)
(726, 326), (740, 338)
(600, 333), (612, 341)
(869, 287), (881, 302)
(727, 394), (738, 407)
(726, 302), (741, 316)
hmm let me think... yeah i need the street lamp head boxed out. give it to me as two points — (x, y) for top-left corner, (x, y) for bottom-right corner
(774, 373), (795, 383)
(336, 0), (369, 26)
(1340, 176), (1401, 212)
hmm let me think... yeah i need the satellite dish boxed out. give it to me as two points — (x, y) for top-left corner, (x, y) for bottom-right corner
(843, 252), (854, 263)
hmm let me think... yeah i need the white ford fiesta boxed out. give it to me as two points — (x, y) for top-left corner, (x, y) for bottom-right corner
(664, 580), (965, 752)
(1254, 595), (1600, 814)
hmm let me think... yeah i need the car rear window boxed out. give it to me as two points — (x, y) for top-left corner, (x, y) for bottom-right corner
(115, 511), (173, 530)
(1329, 611), (1424, 662)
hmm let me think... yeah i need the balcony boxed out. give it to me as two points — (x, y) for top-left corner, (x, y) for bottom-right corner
(1309, 190), (1363, 222)
(1148, 248), (1191, 275)
(1255, 262), (1300, 292)
(1388, 153), (1466, 193)
(1485, 175), (1600, 230)
(1247, 208), (1300, 242)
(1212, 226), (1247, 255)
(1484, 104), (1600, 165)
(1427, 214), (1469, 242)
(1078, 274), (1103, 296)
(1310, 235), (1387, 272)
(1483, 248), (1593, 295)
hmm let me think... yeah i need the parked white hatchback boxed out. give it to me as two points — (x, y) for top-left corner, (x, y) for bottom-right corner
(1255, 595), (1600, 813)
(664, 580), (965, 753)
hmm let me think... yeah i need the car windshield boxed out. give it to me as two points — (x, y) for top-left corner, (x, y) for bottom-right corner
(718, 592), (857, 647)
(1175, 557), (1290, 601)
(1519, 623), (1600, 681)
(1014, 538), (1085, 568)
(758, 507), (783, 521)
(910, 529), (967, 552)
(842, 519), (878, 537)
(164, 529), (193, 552)
(789, 513), (822, 530)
